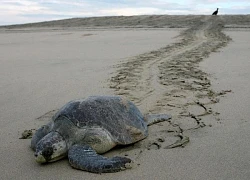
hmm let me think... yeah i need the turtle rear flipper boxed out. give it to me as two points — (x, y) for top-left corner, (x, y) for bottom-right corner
(68, 144), (132, 173)
(145, 114), (172, 126)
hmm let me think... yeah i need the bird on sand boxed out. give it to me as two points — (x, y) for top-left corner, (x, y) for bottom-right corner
(212, 8), (219, 15)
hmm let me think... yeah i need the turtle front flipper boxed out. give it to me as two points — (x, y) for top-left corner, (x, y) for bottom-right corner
(68, 144), (132, 173)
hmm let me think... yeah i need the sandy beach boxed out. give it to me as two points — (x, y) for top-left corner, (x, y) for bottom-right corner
(0, 15), (250, 179)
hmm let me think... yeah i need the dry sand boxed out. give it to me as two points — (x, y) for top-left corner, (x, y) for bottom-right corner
(0, 15), (250, 179)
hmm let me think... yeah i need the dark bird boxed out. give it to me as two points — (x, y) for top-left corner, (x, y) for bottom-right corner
(212, 8), (219, 15)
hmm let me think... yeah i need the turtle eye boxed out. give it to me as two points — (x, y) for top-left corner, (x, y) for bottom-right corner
(42, 147), (54, 160)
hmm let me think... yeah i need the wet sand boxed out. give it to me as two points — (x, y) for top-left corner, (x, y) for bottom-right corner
(0, 15), (250, 179)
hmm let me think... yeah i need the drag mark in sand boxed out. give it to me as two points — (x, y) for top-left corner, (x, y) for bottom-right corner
(110, 16), (232, 149)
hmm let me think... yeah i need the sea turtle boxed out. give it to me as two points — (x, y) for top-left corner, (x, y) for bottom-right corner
(31, 96), (171, 173)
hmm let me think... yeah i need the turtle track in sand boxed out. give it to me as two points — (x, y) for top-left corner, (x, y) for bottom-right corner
(110, 16), (232, 148)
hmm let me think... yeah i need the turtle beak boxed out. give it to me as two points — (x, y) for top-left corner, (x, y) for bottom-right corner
(34, 152), (47, 163)
(35, 147), (53, 163)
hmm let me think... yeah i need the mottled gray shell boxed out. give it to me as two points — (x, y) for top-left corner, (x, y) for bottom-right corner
(52, 96), (148, 144)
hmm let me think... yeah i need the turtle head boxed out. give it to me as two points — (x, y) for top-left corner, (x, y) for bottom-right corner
(34, 131), (67, 163)
(31, 123), (52, 151)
